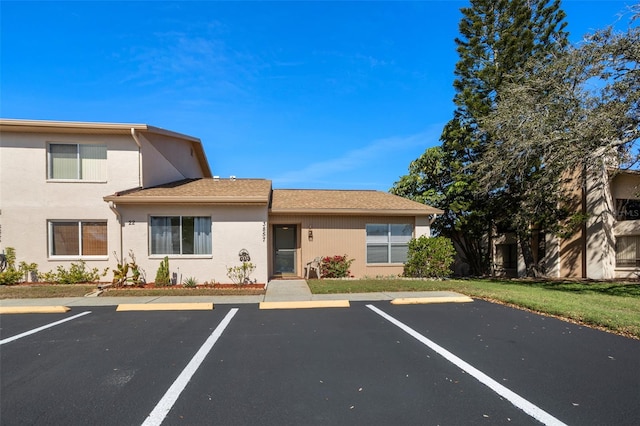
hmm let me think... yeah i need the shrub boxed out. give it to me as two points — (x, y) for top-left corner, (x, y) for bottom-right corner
(0, 269), (22, 285)
(226, 262), (256, 284)
(403, 236), (455, 278)
(46, 261), (104, 284)
(183, 276), (198, 287)
(321, 255), (354, 278)
(155, 256), (171, 286)
(0, 247), (22, 285)
(37, 261), (105, 284)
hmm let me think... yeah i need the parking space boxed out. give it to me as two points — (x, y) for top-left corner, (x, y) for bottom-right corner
(1, 302), (639, 425)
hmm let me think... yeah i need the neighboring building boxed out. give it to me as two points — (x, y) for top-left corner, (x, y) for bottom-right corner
(491, 168), (640, 280)
(0, 119), (442, 283)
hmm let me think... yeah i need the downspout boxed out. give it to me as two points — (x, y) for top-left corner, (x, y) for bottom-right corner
(131, 128), (142, 188)
(109, 201), (124, 264)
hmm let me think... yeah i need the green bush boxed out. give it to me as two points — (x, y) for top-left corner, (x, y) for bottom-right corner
(1, 248), (38, 285)
(0, 247), (21, 285)
(321, 255), (354, 278)
(403, 236), (455, 278)
(0, 269), (23, 285)
(155, 256), (171, 286)
(39, 261), (104, 284)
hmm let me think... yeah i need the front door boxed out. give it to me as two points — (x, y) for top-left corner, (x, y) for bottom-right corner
(273, 225), (297, 275)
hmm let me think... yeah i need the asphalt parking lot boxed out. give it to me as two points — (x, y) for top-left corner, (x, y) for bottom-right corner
(1, 300), (639, 425)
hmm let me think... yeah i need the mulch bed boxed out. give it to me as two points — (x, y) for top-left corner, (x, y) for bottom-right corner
(101, 282), (267, 296)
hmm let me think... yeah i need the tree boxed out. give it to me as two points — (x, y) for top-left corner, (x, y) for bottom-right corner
(479, 15), (640, 274)
(393, 0), (568, 275)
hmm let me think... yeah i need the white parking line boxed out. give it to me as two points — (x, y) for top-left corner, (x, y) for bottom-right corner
(141, 308), (239, 426)
(0, 311), (92, 345)
(366, 304), (568, 426)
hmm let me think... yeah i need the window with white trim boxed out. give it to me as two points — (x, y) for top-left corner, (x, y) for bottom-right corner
(150, 216), (212, 255)
(616, 236), (640, 267)
(366, 224), (413, 264)
(49, 221), (107, 257)
(48, 143), (107, 181)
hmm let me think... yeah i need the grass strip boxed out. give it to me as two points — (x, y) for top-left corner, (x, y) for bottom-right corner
(0, 284), (96, 299)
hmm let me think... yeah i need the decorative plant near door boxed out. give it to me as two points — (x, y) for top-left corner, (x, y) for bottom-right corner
(226, 262), (256, 284)
(321, 255), (354, 278)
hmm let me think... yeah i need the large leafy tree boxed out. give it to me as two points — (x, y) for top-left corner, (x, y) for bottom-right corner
(392, 0), (568, 275)
(479, 15), (640, 273)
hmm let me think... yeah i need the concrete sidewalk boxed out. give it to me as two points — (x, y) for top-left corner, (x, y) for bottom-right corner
(0, 279), (470, 307)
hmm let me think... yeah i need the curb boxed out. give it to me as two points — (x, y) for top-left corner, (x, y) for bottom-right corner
(116, 303), (214, 312)
(259, 300), (350, 310)
(390, 296), (474, 305)
(0, 306), (71, 314)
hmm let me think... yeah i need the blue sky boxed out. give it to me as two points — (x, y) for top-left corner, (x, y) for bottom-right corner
(1, 1), (636, 190)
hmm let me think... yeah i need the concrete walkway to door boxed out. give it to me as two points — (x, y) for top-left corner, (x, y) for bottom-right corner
(264, 280), (313, 302)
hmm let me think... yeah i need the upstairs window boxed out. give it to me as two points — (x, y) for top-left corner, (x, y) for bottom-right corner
(615, 199), (640, 221)
(48, 143), (107, 181)
(366, 224), (413, 264)
(150, 216), (212, 255)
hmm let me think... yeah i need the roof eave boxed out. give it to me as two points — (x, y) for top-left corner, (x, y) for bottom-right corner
(0, 119), (202, 143)
(104, 196), (270, 205)
(269, 208), (443, 216)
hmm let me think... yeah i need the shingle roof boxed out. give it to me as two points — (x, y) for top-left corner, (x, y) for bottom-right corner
(105, 179), (443, 215)
(271, 189), (443, 216)
(104, 178), (272, 204)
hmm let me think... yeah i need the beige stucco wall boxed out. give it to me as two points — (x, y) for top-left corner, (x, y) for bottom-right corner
(268, 214), (427, 278)
(585, 165), (616, 279)
(0, 132), (140, 277)
(139, 133), (205, 187)
(113, 204), (269, 284)
(610, 172), (640, 200)
(0, 129), (210, 281)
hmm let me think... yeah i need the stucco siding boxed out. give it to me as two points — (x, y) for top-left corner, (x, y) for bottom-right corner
(114, 204), (269, 284)
(268, 214), (422, 278)
(0, 131), (139, 276)
(139, 133), (206, 188)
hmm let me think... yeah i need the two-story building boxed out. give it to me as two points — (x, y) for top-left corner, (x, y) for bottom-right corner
(491, 167), (640, 280)
(0, 119), (442, 284)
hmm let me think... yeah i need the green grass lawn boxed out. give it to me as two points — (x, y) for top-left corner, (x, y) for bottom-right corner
(308, 278), (640, 339)
(0, 284), (97, 299)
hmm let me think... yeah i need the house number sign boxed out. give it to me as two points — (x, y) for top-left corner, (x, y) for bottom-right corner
(239, 249), (251, 262)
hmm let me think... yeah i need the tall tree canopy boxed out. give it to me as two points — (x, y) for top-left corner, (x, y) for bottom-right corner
(392, 0), (568, 275)
(479, 14), (640, 254)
